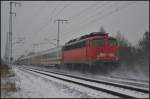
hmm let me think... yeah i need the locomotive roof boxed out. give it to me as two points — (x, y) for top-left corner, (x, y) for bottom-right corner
(65, 32), (109, 45)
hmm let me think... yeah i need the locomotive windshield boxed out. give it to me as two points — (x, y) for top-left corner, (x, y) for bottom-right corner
(108, 39), (117, 46)
(91, 38), (117, 46)
(91, 39), (105, 46)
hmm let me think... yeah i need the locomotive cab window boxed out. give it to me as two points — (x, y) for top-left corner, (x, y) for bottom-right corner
(108, 39), (117, 46)
(63, 41), (86, 51)
(91, 39), (105, 46)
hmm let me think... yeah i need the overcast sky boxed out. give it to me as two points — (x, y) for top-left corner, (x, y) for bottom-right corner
(1, 1), (149, 60)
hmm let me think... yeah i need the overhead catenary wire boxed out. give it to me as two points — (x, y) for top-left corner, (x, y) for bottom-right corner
(64, 1), (116, 35)
(14, 3), (47, 39)
(52, 1), (72, 19)
(33, 2), (71, 38)
(69, 1), (109, 20)
(63, 1), (110, 34)
(67, 1), (103, 20)
(75, 1), (138, 34)
(31, 3), (59, 37)
(41, 1), (121, 45)
(25, 4), (48, 31)
(23, 1), (99, 49)
(10, 1), (147, 58)
(13, 3), (51, 57)
(29, 2), (71, 49)
(62, 2), (137, 44)
(37, 2), (71, 41)
(27, 2), (64, 46)
(63, 1), (137, 38)
(63, 1), (119, 36)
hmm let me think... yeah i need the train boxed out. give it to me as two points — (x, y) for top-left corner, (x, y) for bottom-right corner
(15, 32), (119, 72)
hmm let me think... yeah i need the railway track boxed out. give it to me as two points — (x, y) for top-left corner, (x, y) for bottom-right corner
(40, 66), (149, 89)
(17, 66), (149, 98)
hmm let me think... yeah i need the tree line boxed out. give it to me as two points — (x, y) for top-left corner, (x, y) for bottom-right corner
(99, 26), (149, 76)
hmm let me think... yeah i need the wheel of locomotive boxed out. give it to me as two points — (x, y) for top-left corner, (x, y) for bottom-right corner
(86, 64), (95, 74)
(76, 63), (81, 71)
(54, 64), (59, 69)
(67, 64), (71, 70)
(80, 64), (87, 73)
(68, 63), (73, 71)
(95, 65), (100, 74)
(70, 63), (76, 71)
(84, 64), (90, 73)
(74, 64), (79, 71)
(69, 63), (76, 71)
(66, 63), (71, 70)
(78, 64), (82, 71)
(107, 62), (119, 72)
(108, 63), (114, 72)
(104, 63), (113, 73)
(90, 63), (99, 73)
(95, 63), (109, 74)
(63, 63), (69, 70)
(115, 62), (120, 69)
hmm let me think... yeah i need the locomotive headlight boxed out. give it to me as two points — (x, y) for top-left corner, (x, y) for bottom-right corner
(109, 53), (115, 57)
(97, 53), (115, 57)
(98, 53), (107, 57)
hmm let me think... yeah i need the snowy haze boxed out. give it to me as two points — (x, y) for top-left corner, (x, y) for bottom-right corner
(1, 1), (149, 60)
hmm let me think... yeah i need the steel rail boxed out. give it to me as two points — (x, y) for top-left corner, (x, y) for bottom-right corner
(18, 66), (149, 98)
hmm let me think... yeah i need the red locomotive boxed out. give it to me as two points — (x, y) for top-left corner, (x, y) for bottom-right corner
(16, 32), (119, 71)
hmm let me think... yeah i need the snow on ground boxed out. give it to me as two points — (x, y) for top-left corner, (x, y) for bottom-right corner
(17, 67), (119, 98)
(27, 68), (149, 98)
(21, 65), (149, 83)
(6, 67), (93, 98)
(34, 66), (149, 88)
(108, 64), (149, 82)
(8, 65), (149, 98)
